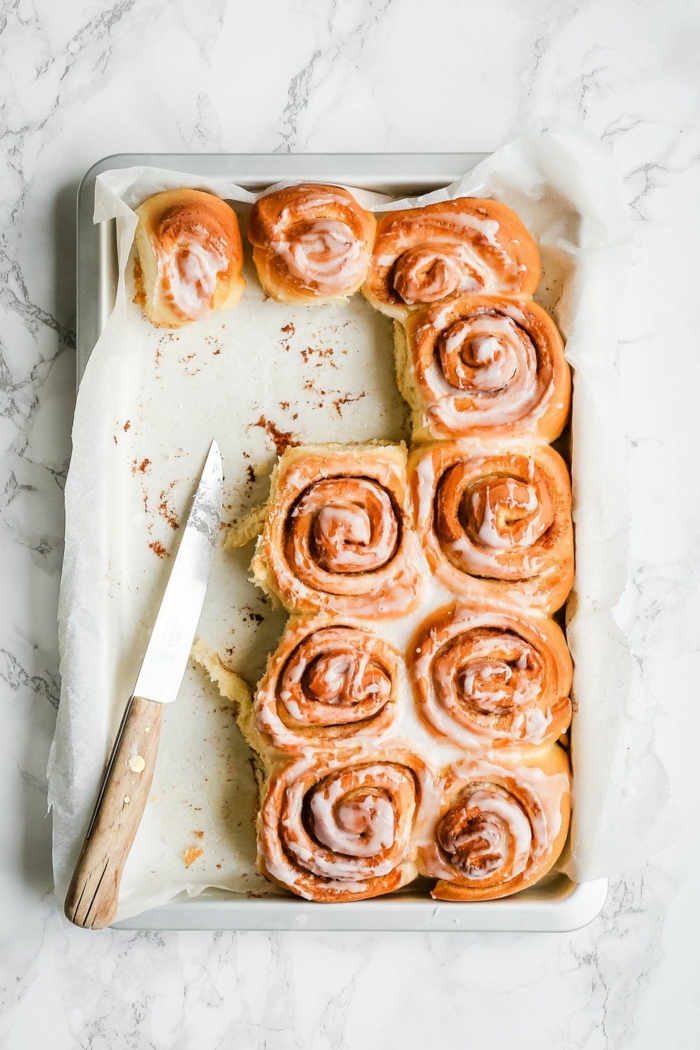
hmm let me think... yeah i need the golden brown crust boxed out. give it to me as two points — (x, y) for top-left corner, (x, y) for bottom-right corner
(258, 749), (436, 902)
(134, 189), (245, 327)
(410, 441), (574, 614)
(408, 602), (572, 749)
(253, 616), (404, 754)
(248, 184), (376, 303)
(398, 296), (570, 443)
(252, 443), (424, 618)
(419, 744), (571, 901)
(363, 198), (541, 319)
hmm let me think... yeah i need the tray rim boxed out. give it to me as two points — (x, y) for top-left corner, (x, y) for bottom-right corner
(76, 151), (607, 933)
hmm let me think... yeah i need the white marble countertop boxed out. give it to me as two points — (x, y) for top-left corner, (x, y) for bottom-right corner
(1, 1), (699, 1046)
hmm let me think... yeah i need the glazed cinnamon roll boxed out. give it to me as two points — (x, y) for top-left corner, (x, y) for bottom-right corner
(395, 296), (570, 443)
(363, 198), (541, 319)
(409, 602), (572, 749)
(248, 184), (376, 303)
(250, 617), (403, 754)
(259, 751), (432, 901)
(419, 745), (570, 901)
(411, 442), (574, 614)
(252, 443), (423, 618)
(134, 189), (245, 326)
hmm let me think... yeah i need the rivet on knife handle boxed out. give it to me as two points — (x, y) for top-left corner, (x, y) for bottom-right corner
(64, 696), (164, 929)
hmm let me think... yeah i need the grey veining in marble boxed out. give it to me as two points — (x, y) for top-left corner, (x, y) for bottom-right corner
(1, 1), (699, 1047)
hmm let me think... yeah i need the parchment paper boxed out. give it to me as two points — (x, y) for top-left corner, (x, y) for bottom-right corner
(49, 134), (671, 920)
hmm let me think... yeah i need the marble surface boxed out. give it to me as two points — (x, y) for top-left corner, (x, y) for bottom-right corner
(1, 0), (699, 1046)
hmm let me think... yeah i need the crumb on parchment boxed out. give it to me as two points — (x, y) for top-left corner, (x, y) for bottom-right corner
(182, 846), (204, 868)
(252, 415), (299, 457)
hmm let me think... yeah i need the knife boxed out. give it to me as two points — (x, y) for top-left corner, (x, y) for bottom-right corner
(64, 440), (223, 929)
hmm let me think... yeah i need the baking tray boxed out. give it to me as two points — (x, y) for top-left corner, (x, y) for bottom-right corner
(76, 153), (608, 932)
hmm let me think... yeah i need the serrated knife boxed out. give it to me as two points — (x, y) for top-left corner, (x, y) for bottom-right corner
(65, 440), (223, 929)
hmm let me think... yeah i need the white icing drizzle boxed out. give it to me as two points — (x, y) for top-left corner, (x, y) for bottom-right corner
(417, 308), (556, 433)
(472, 477), (541, 551)
(262, 454), (424, 618)
(158, 226), (229, 320)
(253, 620), (402, 752)
(439, 786), (533, 879)
(261, 757), (423, 896)
(272, 219), (365, 295)
(418, 758), (569, 889)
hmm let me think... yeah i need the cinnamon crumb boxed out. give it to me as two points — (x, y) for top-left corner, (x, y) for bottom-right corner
(193, 830), (205, 839)
(252, 415), (299, 457)
(123, 420), (131, 432)
(281, 323), (295, 334)
(149, 540), (169, 559)
(246, 465), (256, 484)
(333, 392), (366, 417)
(158, 482), (180, 530)
(182, 846), (203, 867)
(132, 458), (151, 474)
(300, 344), (336, 367)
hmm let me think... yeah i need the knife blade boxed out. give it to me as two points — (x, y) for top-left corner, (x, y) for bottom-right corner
(133, 438), (223, 704)
(65, 440), (223, 929)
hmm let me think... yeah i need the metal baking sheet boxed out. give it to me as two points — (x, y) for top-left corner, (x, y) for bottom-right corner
(76, 153), (607, 932)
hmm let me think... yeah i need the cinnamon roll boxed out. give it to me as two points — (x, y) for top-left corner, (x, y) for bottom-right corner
(252, 443), (423, 618)
(409, 602), (572, 749)
(250, 617), (403, 754)
(419, 745), (570, 901)
(258, 750), (432, 901)
(411, 442), (574, 613)
(134, 189), (245, 327)
(395, 296), (570, 443)
(363, 198), (541, 319)
(248, 184), (376, 303)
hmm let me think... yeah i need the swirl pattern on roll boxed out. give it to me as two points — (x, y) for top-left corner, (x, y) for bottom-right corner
(254, 444), (423, 618)
(134, 188), (245, 327)
(254, 618), (403, 752)
(409, 602), (572, 748)
(419, 748), (570, 901)
(363, 198), (541, 318)
(411, 442), (574, 613)
(248, 184), (376, 303)
(397, 296), (570, 442)
(259, 752), (431, 901)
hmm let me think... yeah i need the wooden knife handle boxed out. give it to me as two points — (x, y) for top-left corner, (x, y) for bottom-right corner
(64, 696), (164, 929)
